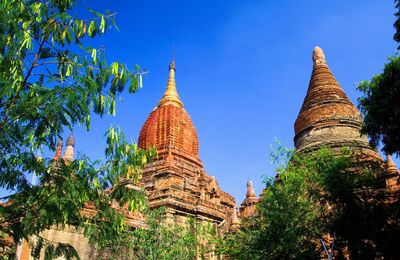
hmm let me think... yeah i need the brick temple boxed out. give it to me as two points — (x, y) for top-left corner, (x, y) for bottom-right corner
(137, 58), (237, 226)
(16, 47), (399, 259)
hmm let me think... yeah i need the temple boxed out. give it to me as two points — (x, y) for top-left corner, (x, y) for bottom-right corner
(137, 58), (237, 230)
(15, 47), (399, 259)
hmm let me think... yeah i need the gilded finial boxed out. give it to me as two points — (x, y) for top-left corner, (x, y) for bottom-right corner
(158, 56), (183, 107)
(169, 48), (176, 71)
(169, 60), (176, 71)
(313, 46), (326, 65)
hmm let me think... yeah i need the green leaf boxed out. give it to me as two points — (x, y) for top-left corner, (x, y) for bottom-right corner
(85, 115), (90, 131)
(111, 99), (116, 116)
(111, 62), (118, 76)
(100, 16), (105, 33)
(88, 21), (96, 37)
(91, 48), (97, 63)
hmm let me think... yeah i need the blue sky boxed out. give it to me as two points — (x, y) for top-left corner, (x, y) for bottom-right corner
(17, 1), (400, 203)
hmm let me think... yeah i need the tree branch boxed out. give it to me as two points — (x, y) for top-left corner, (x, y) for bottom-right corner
(21, 39), (45, 89)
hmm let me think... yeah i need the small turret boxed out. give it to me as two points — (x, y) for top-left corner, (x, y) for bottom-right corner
(230, 206), (241, 231)
(53, 140), (63, 160)
(246, 180), (257, 198)
(384, 153), (399, 192)
(63, 133), (75, 163)
(240, 180), (259, 219)
(386, 153), (399, 175)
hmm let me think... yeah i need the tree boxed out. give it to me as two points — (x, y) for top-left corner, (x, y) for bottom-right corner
(357, 1), (400, 156)
(357, 56), (400, 156)
(102, 207), (216, 260)
(0, 0), (154, 258)
(216, 147), (400, 259)
(394, 0), (400, 46)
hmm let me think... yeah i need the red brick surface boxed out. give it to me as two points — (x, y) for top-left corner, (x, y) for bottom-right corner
(139, 104), (199, 160)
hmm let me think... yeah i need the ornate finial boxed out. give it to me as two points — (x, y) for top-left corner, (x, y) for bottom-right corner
(169, 60), (176, 71)
(313, 46), (326, 65)
(158, 57), (183, 107)
(169, 48), (175, 71)
(246, 180), (257, 198)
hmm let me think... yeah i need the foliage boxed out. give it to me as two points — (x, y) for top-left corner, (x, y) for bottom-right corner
(102, 207), (216, 260)
(217, 147), (400, 259)
(394, 0), (400, 47)
(357, 55), (400, 156)
(357, 1), (400, 156)
(0, 0), (155, 258)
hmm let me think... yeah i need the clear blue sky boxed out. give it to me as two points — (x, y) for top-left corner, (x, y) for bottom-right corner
(25, 1), (400, 203)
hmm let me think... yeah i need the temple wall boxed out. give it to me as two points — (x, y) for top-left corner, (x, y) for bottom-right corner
(38, 227), (97, 260)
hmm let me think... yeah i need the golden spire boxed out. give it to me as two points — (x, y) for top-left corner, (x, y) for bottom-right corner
(158, 56), (184, 108)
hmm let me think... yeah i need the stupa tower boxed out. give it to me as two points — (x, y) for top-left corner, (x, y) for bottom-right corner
(294, 47), (400, 193)
(138, 58), (236, 226)
(294, 47), (381, 162)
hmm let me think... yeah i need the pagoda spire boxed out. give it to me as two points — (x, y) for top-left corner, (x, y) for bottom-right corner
(246, 180), (257, 198)
(158, 57), (184, 108)
(294, 46), (369, 152)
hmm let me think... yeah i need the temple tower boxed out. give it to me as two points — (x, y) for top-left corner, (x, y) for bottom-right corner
(138, 59), (236, 228)
(294, 47), (381, 161)
(294, 46), (399, 192)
